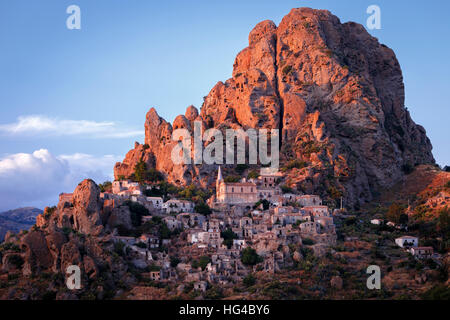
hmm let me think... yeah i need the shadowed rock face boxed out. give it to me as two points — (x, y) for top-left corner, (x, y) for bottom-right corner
(1, 179), (131, 286)
(114, 7), (434, 206)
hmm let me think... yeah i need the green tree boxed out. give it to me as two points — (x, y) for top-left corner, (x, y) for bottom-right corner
(99, 181), (112, 192)
(198, 256), (211, 270)
(147, 168), (164, 182)
(253, 199), (270, 210)
(235, 164), (249, 175)
(399, 213), (409, 225)
(243, 274), (256, 287)
(302, 238), (315, 245)
(221, 228), (238, 249)
(421, 284), (450, 300)
(195, 202), (212, 215)
(247, 170), (259, 179)
(159, 223), (171, 239)
(134, 160), (148, 184)
(170, 256), (181, 268)
(386, 203), (404, 223)
(178, 184), (211, 204)
(280, 185), (293, 194)
(224, 175), (241, 183)
(133, 160), (163, 184)
(282, 159), (308, 171)
(241, 247), (262, 266)
(204, 286), (224, 300)
(124, 201), (149, 227)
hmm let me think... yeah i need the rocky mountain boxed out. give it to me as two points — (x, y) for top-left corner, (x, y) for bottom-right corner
(115, 7), (434, 207)
(0, 207), (42, 241)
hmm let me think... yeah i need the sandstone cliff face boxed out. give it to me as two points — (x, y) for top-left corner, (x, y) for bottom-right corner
(114, 8), (434, 206)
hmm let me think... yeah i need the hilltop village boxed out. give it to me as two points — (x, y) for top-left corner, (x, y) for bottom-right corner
(0, 7), (449, 300)
(1, 164), (448, 300)
(51, 167), (338, 290)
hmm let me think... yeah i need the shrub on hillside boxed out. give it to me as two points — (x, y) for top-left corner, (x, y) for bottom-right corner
(247, 170), (259, 179)
(224, 175), (241, 183)
(241, 247), (263, 266)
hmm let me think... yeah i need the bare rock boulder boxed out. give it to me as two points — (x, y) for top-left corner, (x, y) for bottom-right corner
(60, 240), (82, 275)
(21, 230), (53, 276)
(72, 179), (104, 236)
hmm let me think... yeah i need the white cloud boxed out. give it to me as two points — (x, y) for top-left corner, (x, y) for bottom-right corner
(58, 153), (121, 187)
(0, 149), (120, 212)
(0, 115), (144, 138)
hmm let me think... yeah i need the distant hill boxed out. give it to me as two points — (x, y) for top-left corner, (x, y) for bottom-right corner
(0, 207), (42, 241)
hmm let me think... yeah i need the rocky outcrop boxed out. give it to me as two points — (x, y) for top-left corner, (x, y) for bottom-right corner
(21, 230), (53, 276)
(72, 180), (104, 236)
(0, 179), (134, 299)
(114, 142), (155, 180)
(114, 7), (434, 206)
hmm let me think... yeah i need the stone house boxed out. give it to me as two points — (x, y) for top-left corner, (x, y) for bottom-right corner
(409, 246), (433, 259)
(177, 212), (206, 228)
(194, 281), (208, 292)
(303, 205), (329, 217)
(232, 227), (244, 238)
(149, 271), (161, 281)
(112, 180), (140, 194)
(370, 219), (383, 225)
(299, 221), (321, 235)
(297, 195), (322, 206)
(163, 216), (183, 231)
(274, 206), (294, 215)
(204, 218), (221, 232)
(280, 212), (308, 225)
(243, 226), (255, 239)
(395, 236), (419, 248)
(233, 239), (247, 250)
(203, 231), (223, 248)
(258, 168), (283, 188)
(138, 234), (160, 249)
(117, 190), (132, 198)
(257, 187), (282, 204)
(253, 224), (268, 234)
(315, 217), (336, 233)
(146, 196), (164, 209)
(163, 199), (194, 213)
(187, 228), (206, 244)
(239, 217), (253, 228)
(271, 225), (286, 238)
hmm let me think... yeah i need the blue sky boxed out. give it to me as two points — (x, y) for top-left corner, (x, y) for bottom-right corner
(0, 0), (449, 210)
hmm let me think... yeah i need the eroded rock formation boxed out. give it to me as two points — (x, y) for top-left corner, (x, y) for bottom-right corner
(114, 7), (434, 206)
